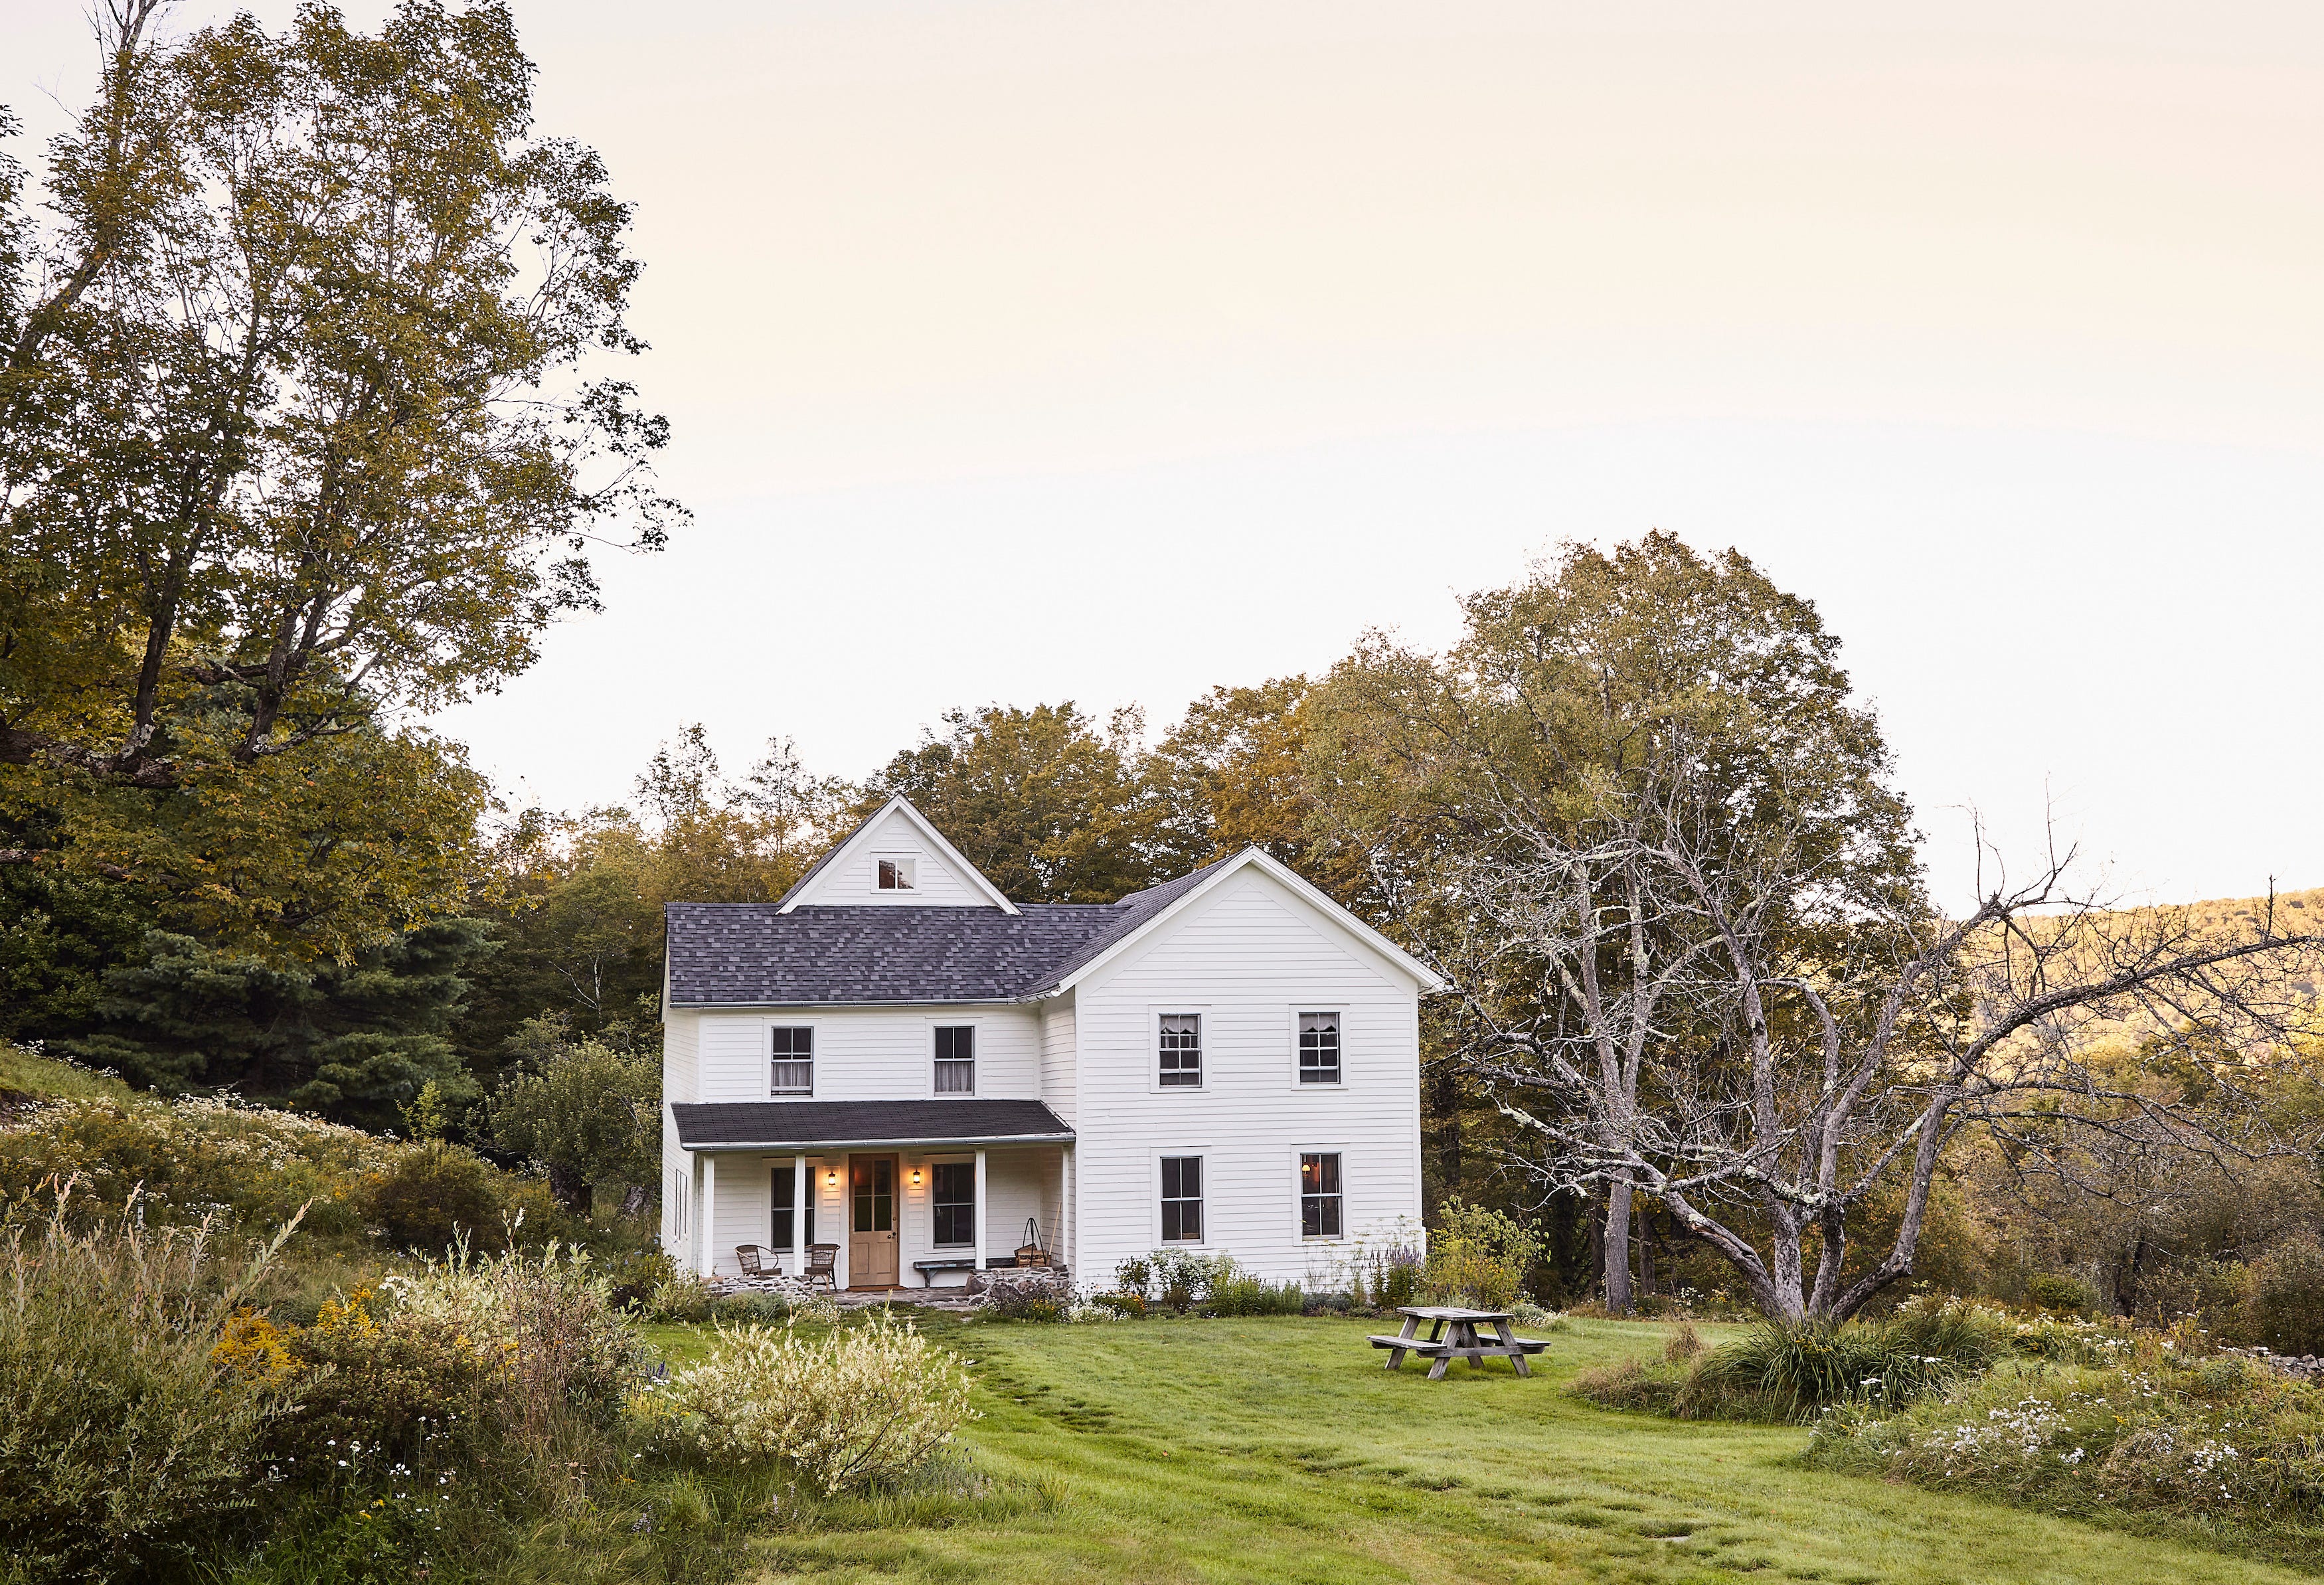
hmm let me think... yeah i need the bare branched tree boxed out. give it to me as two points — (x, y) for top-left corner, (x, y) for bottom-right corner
(1433, 778), (2324, 1323)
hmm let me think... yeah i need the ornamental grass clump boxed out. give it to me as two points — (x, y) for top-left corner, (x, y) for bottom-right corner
(649, 1315), (975, 1493)
(1680, 1299), (2009, 1421)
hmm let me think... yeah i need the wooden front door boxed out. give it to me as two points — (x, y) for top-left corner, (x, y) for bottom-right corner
(847, 1155), (899, 1288)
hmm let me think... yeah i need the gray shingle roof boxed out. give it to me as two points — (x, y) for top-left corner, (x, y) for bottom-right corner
(665, 857), (1233, 1007)
(671, 1099), (1072, 1149)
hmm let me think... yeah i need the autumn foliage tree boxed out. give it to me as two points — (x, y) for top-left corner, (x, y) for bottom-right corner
(0, 1), (678, 970)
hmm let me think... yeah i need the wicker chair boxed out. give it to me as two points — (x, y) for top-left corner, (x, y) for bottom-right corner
(801, 1243), (840, 1292)
(735, 1245), (775, 1278)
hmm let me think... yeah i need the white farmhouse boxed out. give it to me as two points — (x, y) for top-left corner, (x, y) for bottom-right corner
(661, 795), (1438, 1292)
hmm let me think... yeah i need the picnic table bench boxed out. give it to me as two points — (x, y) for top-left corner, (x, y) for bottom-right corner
(1369, 1305), (1550, 1379)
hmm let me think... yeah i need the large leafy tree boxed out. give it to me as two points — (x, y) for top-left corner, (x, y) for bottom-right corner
(864, 703), (1161, 903)
(454, 727), (845, 1074)
(1311, 534), (1921, 1311)
(488, 1024), (659, 1216)
(0, 1), (678, 961)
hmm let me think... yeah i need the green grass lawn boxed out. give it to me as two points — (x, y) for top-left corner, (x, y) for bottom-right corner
(641, 1313), (2319, 1585)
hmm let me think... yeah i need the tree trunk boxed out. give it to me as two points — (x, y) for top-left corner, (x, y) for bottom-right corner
(546, 1161), (593, 1217)
(1637, 1203), (1659, 1297)
(1430, 1065), (1462, 1203)
(1605, 1177), (1635, 1313)
(618, 1183), (651, 1220)
(2115, 1230), (2149, 1319)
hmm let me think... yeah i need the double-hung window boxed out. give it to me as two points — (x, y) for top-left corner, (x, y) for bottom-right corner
(1157, 1014), (1203, 1087)
(770, 1026), (814, 1095)
(771, 1165), (797, 1251)
(1160, 1155), (1204, 1242)
(934, 1025), (975, 1094)
(931, 1162), (975, 1248)
(1298, 1011), (1341, 1084)
(1300, 1152), (1343, 1238)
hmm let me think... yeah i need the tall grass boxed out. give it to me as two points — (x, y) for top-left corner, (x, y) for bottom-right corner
(0, 1191), (299, 1583)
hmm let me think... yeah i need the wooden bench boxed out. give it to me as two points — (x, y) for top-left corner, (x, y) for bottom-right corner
(910, 1254), (1019, 1286)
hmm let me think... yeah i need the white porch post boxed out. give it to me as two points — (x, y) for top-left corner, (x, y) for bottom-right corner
(973, 1147), (988, 1272)
(1060, 1144), (1072, 1274)
(697, 1153), (717, 1278)
(791, 1154), (808, 1274)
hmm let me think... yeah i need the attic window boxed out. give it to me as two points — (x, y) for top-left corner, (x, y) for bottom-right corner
(877, 857), (916, 892)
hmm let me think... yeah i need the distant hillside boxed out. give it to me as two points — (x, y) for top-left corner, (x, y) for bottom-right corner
(1996, 884), (2324, 1059)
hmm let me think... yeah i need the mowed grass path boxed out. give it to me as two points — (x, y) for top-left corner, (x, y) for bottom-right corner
(647, 1315), (2315, 1585)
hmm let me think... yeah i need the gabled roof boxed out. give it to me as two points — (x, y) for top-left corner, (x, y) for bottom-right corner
(1029, 847), (1442, 996)
(776, 796), (1017, 914)
(663, 855), (1235, 1006)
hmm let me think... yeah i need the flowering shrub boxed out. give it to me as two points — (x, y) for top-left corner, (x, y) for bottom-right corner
(647, 1315), (975, 1492)
(0, 1200), (288, 1582)
(1423, 1200), (1538, 1310)
(269, 1241), (646, 1485)
(0, 1092), (396, 1242)
(1809, 1334), (2324, 1548)
(1114, 1249), (1243, 1312)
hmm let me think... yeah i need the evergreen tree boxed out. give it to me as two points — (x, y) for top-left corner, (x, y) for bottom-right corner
(68, 920), (491, 1129)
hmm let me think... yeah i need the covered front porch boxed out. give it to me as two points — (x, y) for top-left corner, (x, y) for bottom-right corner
(670, 1099), (1074, 1290)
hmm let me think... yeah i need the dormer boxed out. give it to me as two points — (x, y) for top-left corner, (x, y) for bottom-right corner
(776, 796), (1019, 914)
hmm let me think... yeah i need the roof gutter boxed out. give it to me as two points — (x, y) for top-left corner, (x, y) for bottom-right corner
(677, 1131), (1075, 1151)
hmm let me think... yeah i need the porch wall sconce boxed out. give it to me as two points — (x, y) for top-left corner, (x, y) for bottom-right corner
(823, 1169), (839, 1189)
(908, 1166), (924, 1187)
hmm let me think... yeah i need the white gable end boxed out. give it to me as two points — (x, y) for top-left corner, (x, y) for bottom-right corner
(778, 798), (1017, 912)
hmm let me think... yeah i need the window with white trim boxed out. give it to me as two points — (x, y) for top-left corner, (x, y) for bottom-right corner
(770, 1026), (814, 1095)
(932, 1162), (975, 1247)
(1158, 1014), (1203, 1087)
(771, 1165), (797, 1250)
(934, 1025), (975, 1094)
(1300, 1152), (1343, 1238)
(877, 857), (916, 891)
(1298, 1011), (1341, 1084)
(1161, 1155), (1204, 1242)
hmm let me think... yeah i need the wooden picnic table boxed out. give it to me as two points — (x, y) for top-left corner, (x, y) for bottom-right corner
(1368, 1306), (1549, 1379)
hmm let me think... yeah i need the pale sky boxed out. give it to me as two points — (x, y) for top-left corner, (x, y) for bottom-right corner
(9, 1), (2324, 906)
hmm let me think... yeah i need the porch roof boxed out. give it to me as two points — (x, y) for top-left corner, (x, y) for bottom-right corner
(670, 1098), (1073, 1151)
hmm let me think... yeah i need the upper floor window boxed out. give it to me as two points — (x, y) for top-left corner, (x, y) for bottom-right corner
(1158, 1013), (1203, 1087)
(877, 857), (916, 891)
(1300, 1151), (1343, 1238)
(1161, 1155), (1204, 1242)
(770, 1026), (814, 1095)
(934, 1025), (975, 1094)
(1299, 1011), (1341, 1084)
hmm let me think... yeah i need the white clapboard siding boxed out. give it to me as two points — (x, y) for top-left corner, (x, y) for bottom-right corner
(1071, 865), (1425, 1287)
(660, 1011), (701, 1253)
(695, 1005), (1044, 1102)
(781, 803), (993, 908)
(1038, 996), (1077, 1124)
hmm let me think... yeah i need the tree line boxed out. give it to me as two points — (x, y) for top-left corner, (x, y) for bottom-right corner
(5, 3), (2319, 1326)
